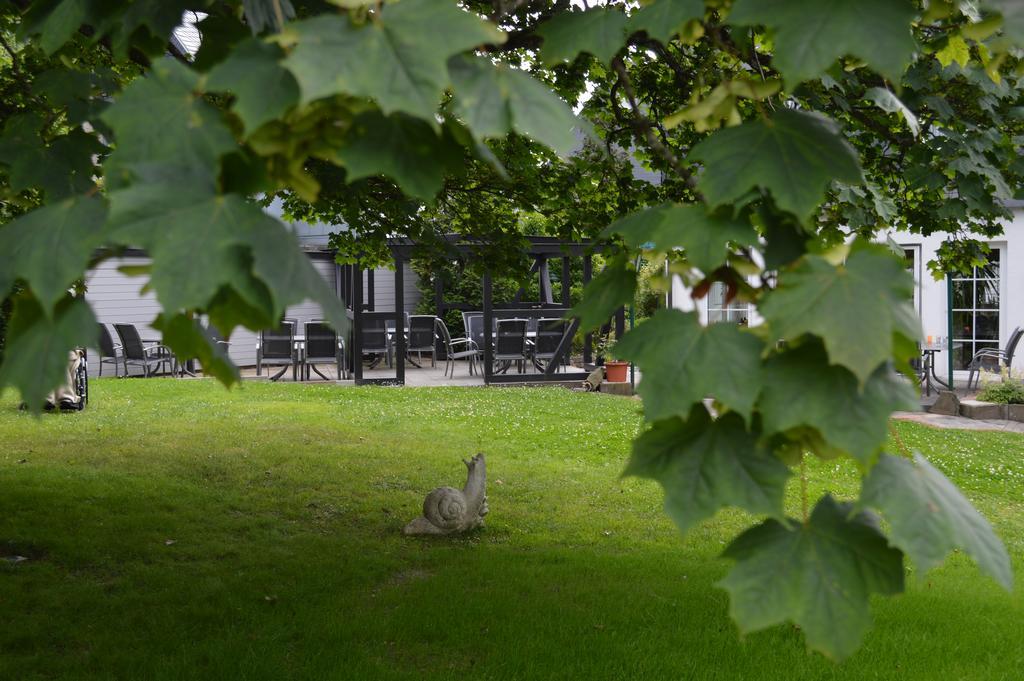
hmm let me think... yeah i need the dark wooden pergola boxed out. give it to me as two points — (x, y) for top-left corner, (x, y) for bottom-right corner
(337, 235), (624, 386)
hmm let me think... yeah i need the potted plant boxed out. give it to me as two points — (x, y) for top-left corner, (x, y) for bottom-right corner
(598, 335), (629, 383)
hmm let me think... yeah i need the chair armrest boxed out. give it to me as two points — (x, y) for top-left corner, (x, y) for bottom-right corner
(144, 344), (172, 358)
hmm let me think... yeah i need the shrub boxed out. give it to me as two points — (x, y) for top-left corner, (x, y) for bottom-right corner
(976, 380), (1024, 404)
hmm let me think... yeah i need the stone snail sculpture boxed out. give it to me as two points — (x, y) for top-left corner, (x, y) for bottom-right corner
(403, 454), (488, 536)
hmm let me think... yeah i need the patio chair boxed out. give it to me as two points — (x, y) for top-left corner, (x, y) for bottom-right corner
(435, 317), (479, 378)
(406, 315), (437, 368)
(967, 326), (1023, 389)
(494, 318), (529, 374)
(360, 313), (393, 368)
(463, 312), (484, 359)
(97, 323), (121, 377)
(531, 318), (569, 372)
(257, 321), (297, 381)
(304, 321), (347, 380)
(113, 323), (173, 377)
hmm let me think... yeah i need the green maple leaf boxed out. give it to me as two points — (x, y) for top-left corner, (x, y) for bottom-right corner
(0, 115), (102, 199)
(18, 0), (90, 54)
(626, 406), (790, 535)
(537, 8), (629, 66)
(614, 309), (764, 422)
(861, 453), (1013, 590)
(106, 178), (346, 334)
(688, 109), (863, 223)
(758, 341), (918, 463)
(757, 242), (918, 383)
(205, 38), (299, 135)
(570, 258), (637, 331)
(0, 196), (107, 314)
(936, 35), (971, 68)
(602, 203), (757, 273)
(101, 61), (236, 188)
(719, 495), (905, 661)
(447, 55), (581, 157)
(0, 295), (97, 412)
(334, 111), (462, 200)
(626, 0), (704, 44)
(153, 313), (240, 386)
(281, 0), (504, 120)
(729, 0), (916, 86)
(866, 87), (920, 136)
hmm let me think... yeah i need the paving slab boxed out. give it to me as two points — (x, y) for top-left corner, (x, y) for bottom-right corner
(893, 411), (1024, 434)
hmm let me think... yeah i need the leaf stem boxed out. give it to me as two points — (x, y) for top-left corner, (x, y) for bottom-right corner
(272, 0), (285, 31)
(800, 454), (808, 524)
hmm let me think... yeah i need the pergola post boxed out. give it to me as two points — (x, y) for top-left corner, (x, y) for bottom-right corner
(538, 257), (552, 303)
(583, 255), (593, 366)
(352, 265), (363, 382)
(366, 269), (375, 311)
(483, 270), (493, 384)
(395, 258), (406, 385)
(434, 274), (445, 359)
(561, 257), (571, 307)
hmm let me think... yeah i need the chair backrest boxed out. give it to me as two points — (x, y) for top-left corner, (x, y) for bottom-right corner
(113, 324), (146, 360)
(495, 318), (527, 356)
(408, 315), (436, 350)
(361, 313), (390, 353)
(304, 321), (337, 360)
(434, 317), (454, 351)
(463, 312), (484, 349)
(260, 321), (295, 359)
(98, 323), (117, 357)
(534, 318), (568, 357)
(1005, 326), (1023, 366)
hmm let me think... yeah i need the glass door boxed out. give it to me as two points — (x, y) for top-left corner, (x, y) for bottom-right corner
(951, 249), (1001, 370)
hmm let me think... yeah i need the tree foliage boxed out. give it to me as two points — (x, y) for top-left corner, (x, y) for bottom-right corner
(1, 0), (1021, 660)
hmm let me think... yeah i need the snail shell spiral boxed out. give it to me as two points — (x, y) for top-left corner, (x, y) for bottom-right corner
(422, 486), (467, 530)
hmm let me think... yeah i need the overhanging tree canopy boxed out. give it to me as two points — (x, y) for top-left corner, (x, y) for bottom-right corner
(1, 0), (1021, 661)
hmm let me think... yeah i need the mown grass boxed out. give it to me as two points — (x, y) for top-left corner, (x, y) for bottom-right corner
(1, 379), (1022, 680)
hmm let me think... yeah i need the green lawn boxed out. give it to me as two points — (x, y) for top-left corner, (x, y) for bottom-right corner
(1, 379), (1022, 680)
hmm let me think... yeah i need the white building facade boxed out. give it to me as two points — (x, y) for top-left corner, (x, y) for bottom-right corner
(673, 210), (1024, 381)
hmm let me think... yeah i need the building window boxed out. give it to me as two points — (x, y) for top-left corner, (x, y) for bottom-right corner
(902, 246), (921, 314)
(951, 250), (1000, 370)
(708, 282), (750, 325)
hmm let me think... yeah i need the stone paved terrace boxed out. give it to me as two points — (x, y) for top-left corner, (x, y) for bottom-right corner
(237, 359), (602, 388)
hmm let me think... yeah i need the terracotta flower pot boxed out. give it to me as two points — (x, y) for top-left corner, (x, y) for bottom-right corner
(604, 360), (629, 383)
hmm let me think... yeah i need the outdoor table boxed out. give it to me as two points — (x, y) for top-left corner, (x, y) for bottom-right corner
(920, 341), (961, 396)
(141, 337), (180, 377)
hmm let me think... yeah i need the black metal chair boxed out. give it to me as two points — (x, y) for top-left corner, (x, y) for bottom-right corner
(967, 326), (1023, 389)
(463, 312), (484, 360)
(360, 312), (395, 368)
(494, 318), (529, 373)
(304, 320), (347, 380)
(97, 323), (121, 377)
(435, 317), (479, 378)
(406, 315), (437, 368)
(531, 318), (569, 372)
(113, 324), (172, 377)
(257, 321), (297, 381)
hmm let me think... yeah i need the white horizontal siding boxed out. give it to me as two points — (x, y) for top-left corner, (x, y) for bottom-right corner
(83, 257), (426, 374)
(365, 263), (421, 312)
